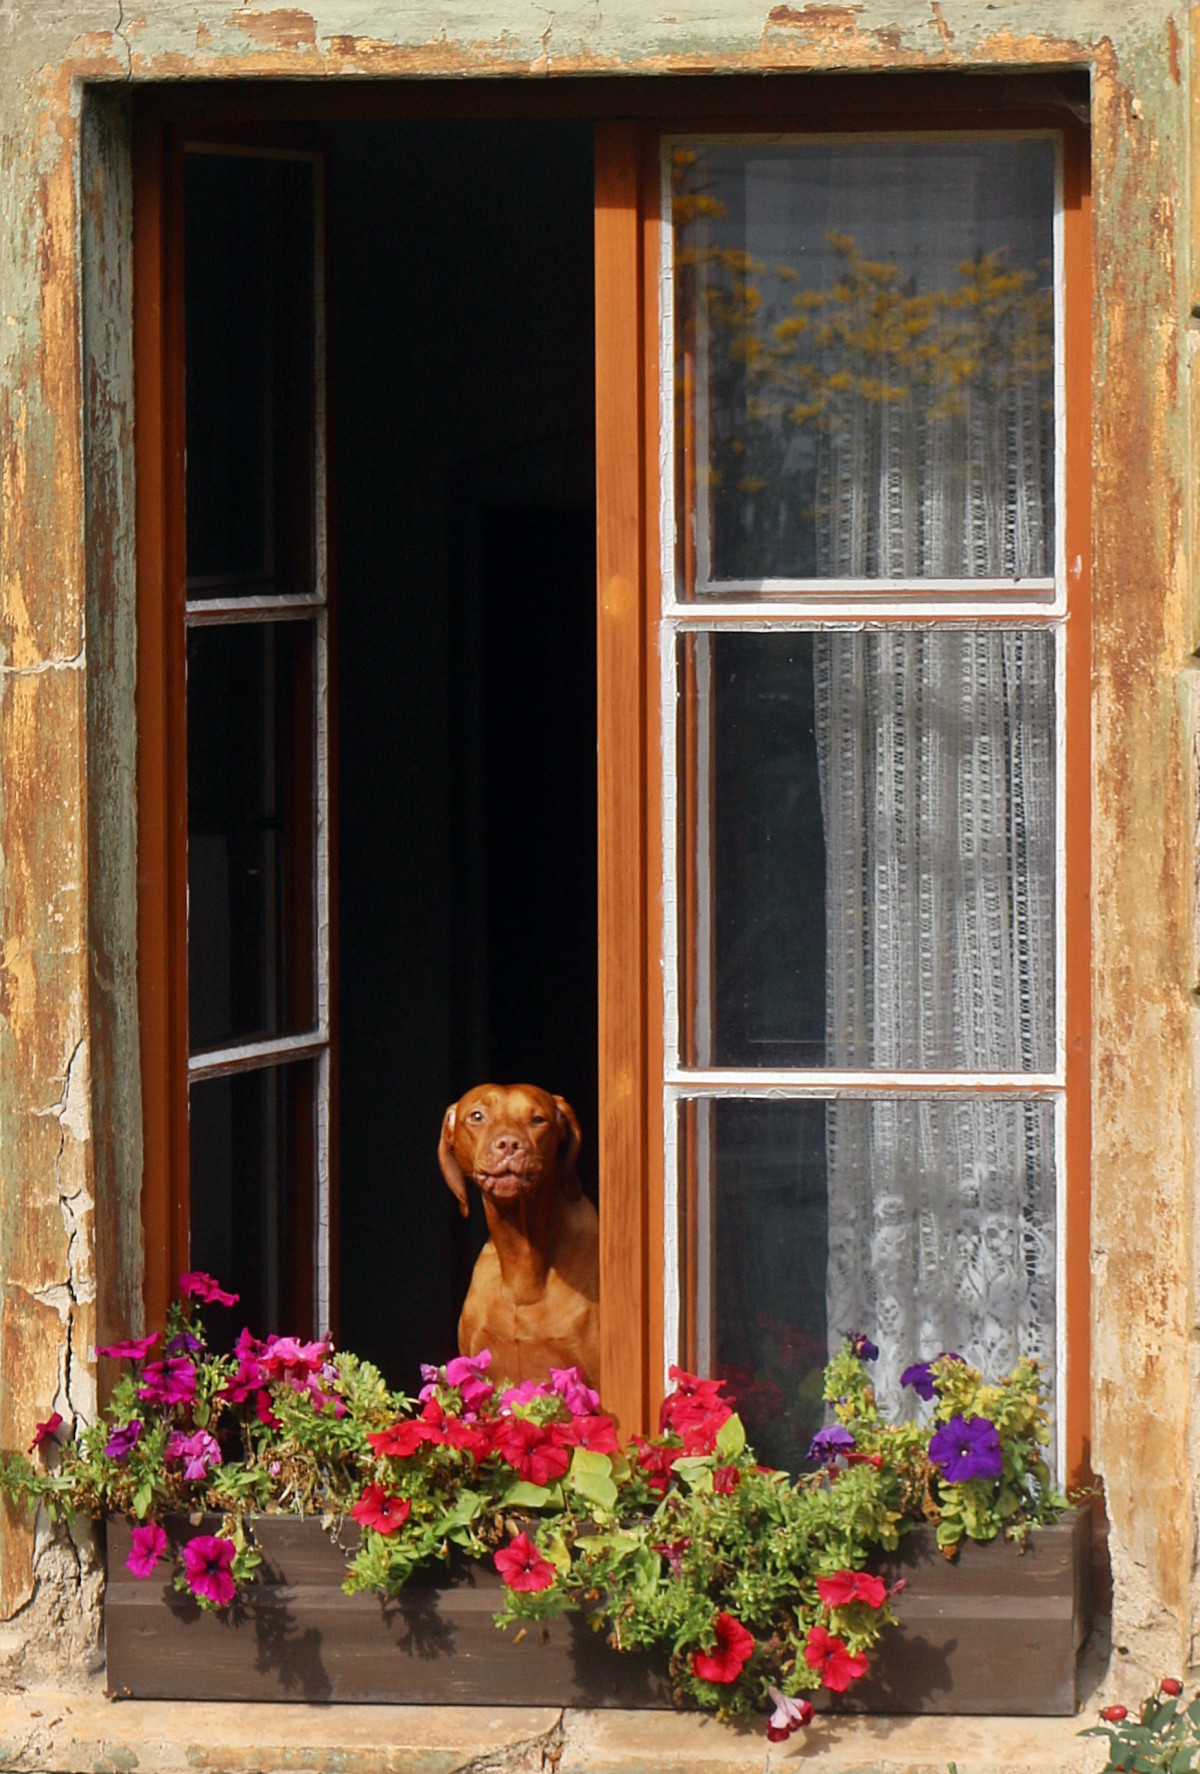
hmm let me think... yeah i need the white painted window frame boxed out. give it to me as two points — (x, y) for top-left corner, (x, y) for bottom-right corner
(658, 130), (1069, 1475)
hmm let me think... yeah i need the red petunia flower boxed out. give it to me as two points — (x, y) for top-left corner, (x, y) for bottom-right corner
(766, 1687), (815, 1742)
(367, 1420), (444, 1458)
(804, 1624), (869, 1692)
(816, 1569), (888, 1610)
(551, 1415), (620, 1455)
(350, 1483), (411, 1534)
(691, 1611), (755, 1684)
(659, 1367), (733, 1439)
(494, 1531), (557, 1593)
(491, 1417), (570, 1487)
(630, 1435), (677, 1496)
(712, 1465), (741, 1495)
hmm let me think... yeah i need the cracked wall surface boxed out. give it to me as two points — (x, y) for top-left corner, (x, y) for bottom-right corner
(0, 0), (1198, 1707)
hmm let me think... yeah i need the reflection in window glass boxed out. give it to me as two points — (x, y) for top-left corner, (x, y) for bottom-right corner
(686, 1094), (1056, 1471)
(187, 622), (315, 1052)
(679, 627), (1056, 1071)
(189, 1062), (314, 1343)
(672, 140), (1056, 587)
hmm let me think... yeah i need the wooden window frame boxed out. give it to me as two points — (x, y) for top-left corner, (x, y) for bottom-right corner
(134, 79), (1089, 1471)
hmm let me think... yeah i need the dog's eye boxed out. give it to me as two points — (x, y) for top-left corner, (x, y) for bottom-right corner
(529, 1115), (547, 1126)
(468, 1111), (484, 1123)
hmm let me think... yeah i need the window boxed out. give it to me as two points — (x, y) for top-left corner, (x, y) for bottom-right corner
(656, 131), (1088, 1474)
(135, 87), (1088, 1466)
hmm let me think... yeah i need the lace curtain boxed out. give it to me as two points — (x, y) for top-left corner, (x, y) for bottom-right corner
(814, 512), (1057, 1415)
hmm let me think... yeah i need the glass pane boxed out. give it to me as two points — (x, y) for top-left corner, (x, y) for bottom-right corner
(185, 152), (316, 596)
(681, 1094), (1056, 1472)
(678, 627), (1056, 1071)
(187, 622), (316, 1052)
(189, 1061), (315, 1342)
(672, 139), (1055, 590)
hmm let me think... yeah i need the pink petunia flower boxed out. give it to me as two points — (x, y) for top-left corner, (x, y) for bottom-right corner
(816, 1569), (887, 1610)
(804, 1625), (869, 1692)
(126, 1521), (168, 1579)
(29, 1412), (63, 1453)
(350, 1483), (411, 1534)
(178, 1271), (239, 1307)
(181, 1533), (237, 1607)
(138, 1358), (196, 1407)
(550, 1366), (600, 1416)
(164, 1428), (221, 1481)
(94, 1334), (158, 1363)
(443, 1350), (495, 1410)
(766, 1686), (815, 1742)
(499, 1378), (555, 1410)
(691, 1612), (755, 1684)
(494, 1532), (556, 1593)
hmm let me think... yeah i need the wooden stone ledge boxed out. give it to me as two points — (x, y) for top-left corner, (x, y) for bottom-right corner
(0, 1689), (1110, 1774)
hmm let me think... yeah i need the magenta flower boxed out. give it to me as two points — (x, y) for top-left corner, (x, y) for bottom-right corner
(848, 1332), (879, 1361)
(164, 1428), (221, 1481)
(181, 1534), (237, 1607)
(29, 1412), (63, 1453)
(928, 1413), (1003, 1482)
(766, 1687), (815, 1742)
(443, 1350), (495, 1410)
(500, 1378), (555, 1410)
(126, 1522), (168, 1579)
(104, 1419), (143, 1462)
(808, 1423), (855, 1463)
(178, 1271), (239, 1307)
(94, 1333), (158, 1363)
(551, 1365), (601, 1416)
(900, 1352), (964, 1402)
(258, 1336), (329, 1385)
(138, 1357), (196, 1407)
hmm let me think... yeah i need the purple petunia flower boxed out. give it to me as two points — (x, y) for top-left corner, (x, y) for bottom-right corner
(900, 1352), (965, 1403)
(928, 1414), (1003, 1482)
(849, 1332), (879, 1362)
(105, 1419), (143, 1462)
(166, 1330), (204, 1356)
(808, 1423), (856, 1463)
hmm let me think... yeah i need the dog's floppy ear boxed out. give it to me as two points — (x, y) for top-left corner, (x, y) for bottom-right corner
(438, 1103), (471, 1219)
(553, 1096), (583, 1201)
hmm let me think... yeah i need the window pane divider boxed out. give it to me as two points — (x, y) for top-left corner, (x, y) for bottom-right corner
(665, 1069), (1063, 1095)
(664, 602), (1064, 626)
(185, 594), (325, 626)
(686, 576), (1056, 598)
(188, 1029), (329, 1082)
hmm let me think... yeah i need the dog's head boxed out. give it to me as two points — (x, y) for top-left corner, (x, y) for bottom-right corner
(438, 1083), (582, 1217)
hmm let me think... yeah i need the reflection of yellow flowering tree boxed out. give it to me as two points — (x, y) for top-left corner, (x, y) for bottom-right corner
(673, 149), (1054, 578)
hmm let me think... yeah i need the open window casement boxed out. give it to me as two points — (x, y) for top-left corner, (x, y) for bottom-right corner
(136, 92), (1089, 1465)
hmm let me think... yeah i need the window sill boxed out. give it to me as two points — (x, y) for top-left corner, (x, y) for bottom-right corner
(0, 1686), (1108, 1774)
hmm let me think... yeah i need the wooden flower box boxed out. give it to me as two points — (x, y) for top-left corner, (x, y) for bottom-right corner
(104, 1507), (1092, 1714)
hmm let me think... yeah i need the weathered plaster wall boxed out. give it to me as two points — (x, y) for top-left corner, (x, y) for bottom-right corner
(0, 0), (1196, 1700)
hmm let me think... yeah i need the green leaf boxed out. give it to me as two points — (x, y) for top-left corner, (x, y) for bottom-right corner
(670, 1456), (714, 1493)
(714, 1413), (746, 1461)
(502, 1479), (562, 1509)
(132, 1481), (153, 1521)
(569, 1449), (618, 1513)
(436, 1488), (482, 1532)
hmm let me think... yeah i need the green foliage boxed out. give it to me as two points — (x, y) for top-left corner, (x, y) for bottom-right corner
(1, 1299), (1066, 1725)
(1083, 1688), (1200, 1772)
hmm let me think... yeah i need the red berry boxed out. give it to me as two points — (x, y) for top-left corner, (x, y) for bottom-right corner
(1161, 1678), (1184, 1697)
(1100, 1705), (1128, 1723)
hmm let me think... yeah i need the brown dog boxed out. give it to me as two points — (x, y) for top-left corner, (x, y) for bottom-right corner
(439, 1083), (600, 1389)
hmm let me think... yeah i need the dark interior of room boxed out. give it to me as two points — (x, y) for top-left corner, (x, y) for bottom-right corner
(331, 120), (598, 1392)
